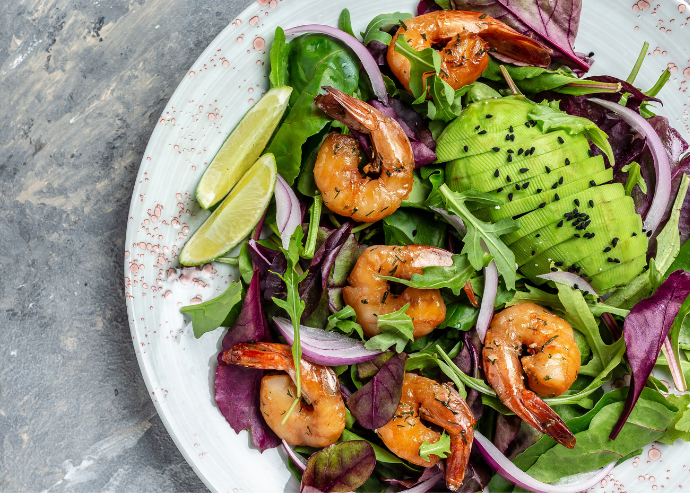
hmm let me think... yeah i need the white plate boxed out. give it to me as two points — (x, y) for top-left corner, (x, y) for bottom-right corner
(124, 1), (690, 491)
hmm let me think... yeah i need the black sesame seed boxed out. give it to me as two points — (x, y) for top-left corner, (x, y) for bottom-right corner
(530, 147), (535, 154)
(604, 246), (611, 252)
(583, 220), (591, 228)
(557, 136), (564, 144)
(583, 290), (590, 296)
(646, 230), (653, 237)
(497, 187), (504, 192)
(507, 175), (512, 182)
(539, 202), (546, 208)
(507, 149), (514, 154)
(614, 258), (621, 263)
(552, 183), (558, 189)
(557, 220), (564, 227)
(565, 158), (570, 165)
(551, 267), (558, 272)
(590, 180), (596, 186)
(574, 199), (580, 207)
(494, 169), (500, 177)
(531, 250), (535, 256)
(525, 121), (531, 128)
(510, 134), (515, 141)
(574, 234), (581, 238)
(522, 182), (529, 189)
(559, 177), (564, 185)
(518, 148), (524, 155)
(588, 200), (594, 208)
(509, 126), (513, 133)
(463, 145), (469, 152)
(492, 147), (500, 152)
(573, 208), (579, 214)
(555, 194), (560, 201)
(545, 166), (551, 174)
(536, 188), (542, 193)
(505, 134), (511, 140)
(515, 184), (521, 190)
(607, 257), (614, 262)
(573, 283), (579, 289)
(519, 167), (528, 173)
(612, 237), (619, 247)
(508, 193), (513, 201)
(475, 125), (480, 130)
(535, 234), (541, 238)
(478, 130), (487, 135)
(576, 223), (584, 230)
(486, 114), (493, 118)
(507, 155), (512, 162)
(632, 232), (637, 237)
(555, 261), (564, 266)
(589, 233), (595, 238)
(588, 149), (595, 157)
(576, 267), (581, 273)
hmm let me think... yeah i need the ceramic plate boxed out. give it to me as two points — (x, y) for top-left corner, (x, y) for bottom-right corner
(124, 0), (690, 491)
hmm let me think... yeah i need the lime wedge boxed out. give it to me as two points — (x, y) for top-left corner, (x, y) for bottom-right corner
(196, 86), (292, 209)
(180, 154), (277, 266)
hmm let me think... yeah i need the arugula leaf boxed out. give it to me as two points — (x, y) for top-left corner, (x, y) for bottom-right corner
(266, 35), (359, 184)
(667, 239), (690, 276)
(428, 75), (466, 122)
(655, 173), (689, 274)
(271, 227), (308, 404)
(325, 305), (364, 340)
(268, 27), (290, 88)
(361, 12), (412, 46)
(383, 208), (447, 248)
(508, 284), (629, 317)
(419, 432), (451, 461)
(301, 195), (322, 260)
(529, 100), (615, 167)
(658, 393), (690, 445)
(439, 185), (520, 290)
(338, 8), (356, 38)
(393, 35), (440, 99)
(621, 161), (647, 196)
(364, 303), (415, 353)
(378, 254), (477, 296)
(421, 165), (445, 208)
(181, 281), (244, 338)
(556, 283), (624, 378)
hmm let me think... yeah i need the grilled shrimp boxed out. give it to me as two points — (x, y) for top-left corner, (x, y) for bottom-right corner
(343, 245), (453, 339)
(483, 303), (580, 449)
(223, 342), (346, 447)
(313, 87), (414, 222)
(378, 373), (475, 491)
(387, 11), (550, 93)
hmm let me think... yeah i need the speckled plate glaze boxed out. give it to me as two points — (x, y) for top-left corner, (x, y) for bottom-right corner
(125, 1), (690, 491)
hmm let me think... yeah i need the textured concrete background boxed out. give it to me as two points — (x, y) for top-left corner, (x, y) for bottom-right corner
(0, 1), (253, 491)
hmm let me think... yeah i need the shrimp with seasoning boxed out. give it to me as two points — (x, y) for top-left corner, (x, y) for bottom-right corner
(313, 87), (414, 222)
(387, 11), (551, 94)
(343, 245), (453, 339)
(223, 342), (346, 447)
(378, 373), (475, 491)
(483, 302), (581, 448)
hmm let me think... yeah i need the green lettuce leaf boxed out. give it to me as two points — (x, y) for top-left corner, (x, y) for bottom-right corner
(181, 281), (244, 338)
(325, 305), (364, 340)
(383, 208), (447, 248)
(361, 12), (412, 46)
(364, 303), (415, 352)
(658, 394), (690, 445)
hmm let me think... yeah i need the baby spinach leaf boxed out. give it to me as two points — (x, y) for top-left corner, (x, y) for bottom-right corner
(658, 393), (690, 445)
(529, 100), (615, 167)
(238, 242), (253, 284)
(301, 440), (376, 493)
(364, 303), (415, 353)
(438, 301), (479, 331)
(269, 27), (290, 88)
(400, 169), (433, 209)
(347, 352), (406, 429)
(338, 8), (355, 38)
(419, 431), (451, 461)
(361, 12), (412, 46)
(393, 35), (440, 99)
(383, 208), (447, 248)
(439, 185), (520, 290)
(339, 429), (410, 467)
(377, 254), (476, 296)
(266, 35), (359, 184)
(326, 305), (364, 340)
(181, 281), (244, 338)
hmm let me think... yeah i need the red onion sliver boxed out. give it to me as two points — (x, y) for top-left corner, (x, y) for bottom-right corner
(284, 25), (388, 103)
(474, 431), (615, 493)
(476, 260), (498, 343)
(431, 206), (467, 235)
(401, 472), (444, 493)
(588, 98), (672, 236)
(282, 440), (307, 472)
(536, 272), (599, 298)
(274, 173), (301, 250)
(274, 317), (382, 365)
(662, 336), (687, 392)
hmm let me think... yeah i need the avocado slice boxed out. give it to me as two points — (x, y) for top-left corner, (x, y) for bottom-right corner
(589, 255), (648, 293)
(503, 184), (627, 245)
(439, 124), (543, 162)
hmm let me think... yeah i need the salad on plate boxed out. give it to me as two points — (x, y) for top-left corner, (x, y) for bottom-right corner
(176, 1), (690, 491)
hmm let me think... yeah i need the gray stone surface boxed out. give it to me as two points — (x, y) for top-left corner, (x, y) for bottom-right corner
(0, 1), (252, 491)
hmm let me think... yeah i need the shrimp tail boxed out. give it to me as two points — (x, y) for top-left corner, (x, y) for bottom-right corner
(445, 431), (474, 491)
(222, 341), (292, 370)
(510, 389), (576, 449)
(481, 25), (551, 68)
(314, 87), (376, 133)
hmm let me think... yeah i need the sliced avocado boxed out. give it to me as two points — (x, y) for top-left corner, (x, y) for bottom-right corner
(477, 167), (614, 221)
(439, 124), (543, 162)
(589, 255), (648, 293)
(521, 224), (647, 281)
(512, 205), (640, 266)
(503, 184), (627, 245)
(487, 155), (606, 205)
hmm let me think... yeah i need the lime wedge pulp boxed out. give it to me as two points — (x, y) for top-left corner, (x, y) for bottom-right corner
(180, 153), (277, 266)
(196, 86), (292, 209)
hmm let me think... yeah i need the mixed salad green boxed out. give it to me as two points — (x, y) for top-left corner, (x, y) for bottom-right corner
(179, 1), (690, 492)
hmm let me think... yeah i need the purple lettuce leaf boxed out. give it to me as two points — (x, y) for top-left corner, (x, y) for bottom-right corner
(451, 0), (589, 72)
(357, 351), (395, 380)
(248, 239), (287, 302)
(300, 441), (376, 493)
(215, 271), (280, 451)
(383, 463), (444, 489)
(299, 222), (354, 320)
(504, 421), (544, 459)
(366, 39), (389, 66)
(452, 330), (485, 419)
(611, 270), (690, 439)
(493, 414), (523, 453)
(418, 0), (443, 15)
(347, 352), (407, 429)
(327, 234), (365, 313)
(455, 459), (492, 493)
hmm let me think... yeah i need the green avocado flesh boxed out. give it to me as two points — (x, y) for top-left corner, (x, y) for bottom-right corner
(438, 97), (648, 292)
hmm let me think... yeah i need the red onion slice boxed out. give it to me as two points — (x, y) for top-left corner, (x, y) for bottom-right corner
(474, 431), (615, 493)
(274, 173), (301, 250)
(588, 98), (672, 236)
(284, 25), (387, 103)
(662, 337), (687, 392)
(282, 440), (307, 472)
(274, 317), (382, 365)
(476, 260), (498, 343)
(536, 272), (599, 298)
(431, 206), (467, 235)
